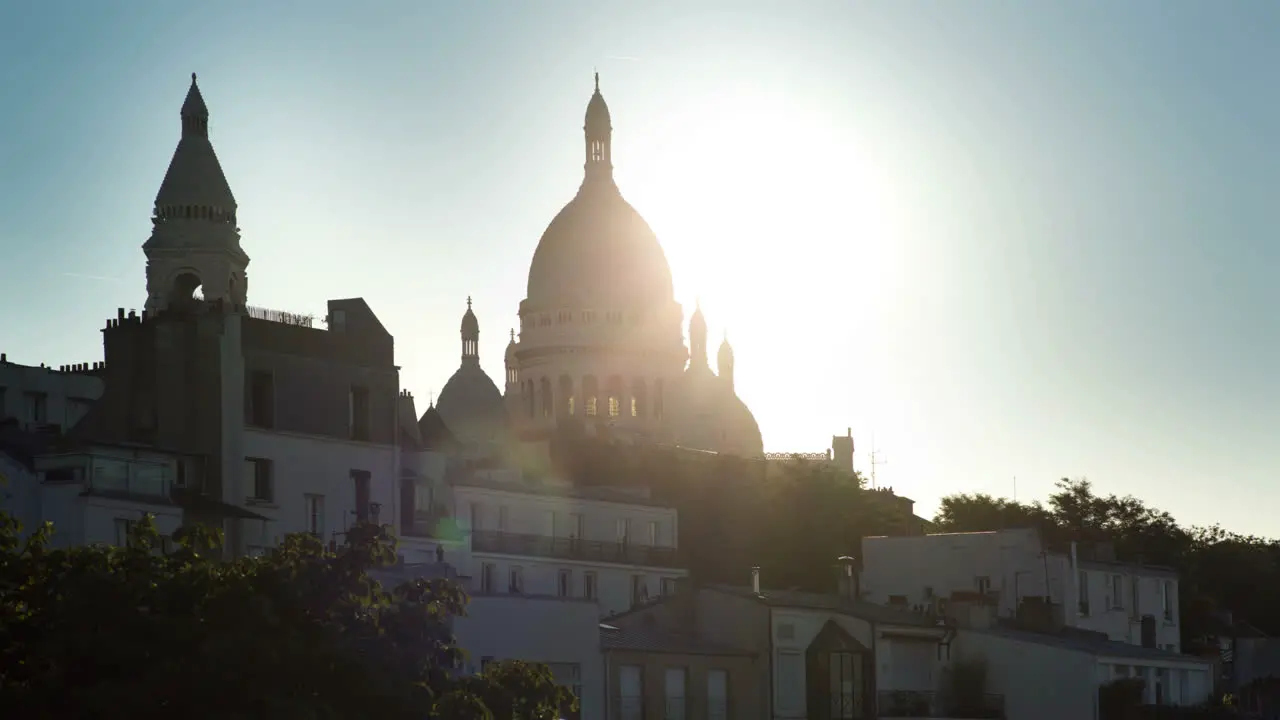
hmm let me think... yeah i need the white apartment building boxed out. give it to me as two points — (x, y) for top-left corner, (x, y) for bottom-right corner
(0, 357), (104, 433)
(862, 528), (1183, 652)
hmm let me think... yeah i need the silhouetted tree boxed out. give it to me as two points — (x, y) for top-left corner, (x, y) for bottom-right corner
(0, 512), (574, 719)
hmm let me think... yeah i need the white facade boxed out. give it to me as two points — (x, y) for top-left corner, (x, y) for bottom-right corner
(240, 428), (398, 554)
(454, 595), (604, 718)
(1076, 560), (1181, 652)
(2, 445), (183, 548)
(862, 529), (1182, 651)
(455, 478), (685, 617)
(0, 360), (104, 432)
(954, 626), (1212, 720)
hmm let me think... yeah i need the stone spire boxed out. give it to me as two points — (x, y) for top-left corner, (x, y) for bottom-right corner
(144, 74), (248, 313)
(583, 72), (613, 184)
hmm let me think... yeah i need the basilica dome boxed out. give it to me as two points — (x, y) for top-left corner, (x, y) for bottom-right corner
(526, 183), (673, 308)
(524, 76), (674, 311)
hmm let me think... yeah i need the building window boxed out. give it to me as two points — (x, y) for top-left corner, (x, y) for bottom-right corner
(830, 651), (862, 718)
(664, 667), (687, 720)
(25, 392), (47, 424)
(619, 665), (643, 720)
(1112, 574), (1124, 609)
(648, 520), (659, 546)
(776, 652), (804, 713)
(585, 396), (598, 416)
(1079, 570), (1090, 616)
(608, 396), (619, 417)
(707, 669), (729, 720)
(349, 385), (370, 441)
(498, 505), (509, 532)
(480, 562), (496, 594)
(470, 502), (483, 530)
(306, 494), (325, 537)
(114, 518), (133, 547)
(630, 396), (638, 417)
(1131, 576), (1141, 620)
(1162, 581), (1174, 622)
(975, 576), (991, 594)
(631, 575), (648, 606)
(246, 458), (273, 502)
(567, 396), (576, 415)
(509, 566), (524, 594)
(661, 577), (677, 596)
(246, 371), (274, 428)
(617, 518), (630, 543)
(584, 571), (598, 600)
(558, 569), (572, 598)
(351, 470), (372, 523)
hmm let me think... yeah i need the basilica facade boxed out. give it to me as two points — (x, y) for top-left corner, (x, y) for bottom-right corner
(432, 75), (763, 458)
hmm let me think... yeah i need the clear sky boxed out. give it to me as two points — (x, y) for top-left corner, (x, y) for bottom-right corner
(1, 2), (1277, 535)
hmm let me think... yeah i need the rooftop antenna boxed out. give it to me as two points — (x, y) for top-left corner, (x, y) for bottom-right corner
(869, 434), (889, 489)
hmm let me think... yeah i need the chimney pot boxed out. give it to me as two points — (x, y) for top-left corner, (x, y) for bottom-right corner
(0, 353), (6, 363)
(751, 566), (761, 595)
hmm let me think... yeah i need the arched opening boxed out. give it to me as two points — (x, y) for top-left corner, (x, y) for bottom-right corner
(540, 377), (553, 418)
(168, 271), (203, 309)
(606, 375), (624, 418)
(632, 378), (647, 418)
(559, 375), (574, 417)
(582, 375), (599, 416)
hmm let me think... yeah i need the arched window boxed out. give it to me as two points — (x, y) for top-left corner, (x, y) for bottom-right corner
(632, 379), (648, 418)
(559, 375), (574, 417)
(606, 375), (624, 419)
(583, 375), (599, 416)
(540, 377), (553, 418)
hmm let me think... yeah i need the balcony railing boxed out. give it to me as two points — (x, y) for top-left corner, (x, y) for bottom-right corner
(877, 690), (1005, 719)
(470, 530), (684, 569)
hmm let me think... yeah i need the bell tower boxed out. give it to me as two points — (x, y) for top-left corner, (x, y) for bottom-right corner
(143, 73), (249, 313)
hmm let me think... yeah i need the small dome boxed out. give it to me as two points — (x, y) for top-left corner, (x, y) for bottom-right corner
(461, 296), (479, 338)
(505, 329), (518, 365)
(435, 365), (506, 446)
(717, 337), (733, 372)
(690, 305), (707, 337)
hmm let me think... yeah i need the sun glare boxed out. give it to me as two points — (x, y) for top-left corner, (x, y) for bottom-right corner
(629, 89), (900, 334)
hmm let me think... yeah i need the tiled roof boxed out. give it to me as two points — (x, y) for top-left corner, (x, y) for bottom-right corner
(599, 622), (754, 656)
(705, 584), (942, 628)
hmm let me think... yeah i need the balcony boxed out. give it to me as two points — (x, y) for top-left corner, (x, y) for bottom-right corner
(470, 530), (684, 569)
(877, 690), (1005, 719)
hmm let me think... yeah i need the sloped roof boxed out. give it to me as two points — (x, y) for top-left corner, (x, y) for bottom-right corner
(600, 621), (753, 656)
(977, 624), (1212, 664)
(705, 584), (943, 628)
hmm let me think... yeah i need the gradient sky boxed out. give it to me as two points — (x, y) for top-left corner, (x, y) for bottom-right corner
(2, 2), (1277, 535)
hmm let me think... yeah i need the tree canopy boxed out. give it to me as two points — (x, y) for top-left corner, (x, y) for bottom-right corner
(0, 511), (574, 719)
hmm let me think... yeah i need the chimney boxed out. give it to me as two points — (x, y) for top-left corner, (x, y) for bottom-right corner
(673, 576), (696, 631)
(751, 566), (761, 595)
(835, 556), (860, 601)
(832, 429), (854, 472)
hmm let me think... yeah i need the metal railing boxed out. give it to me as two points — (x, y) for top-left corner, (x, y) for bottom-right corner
(470, 530), (683, 569)
(877, 690), (1006, 718)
